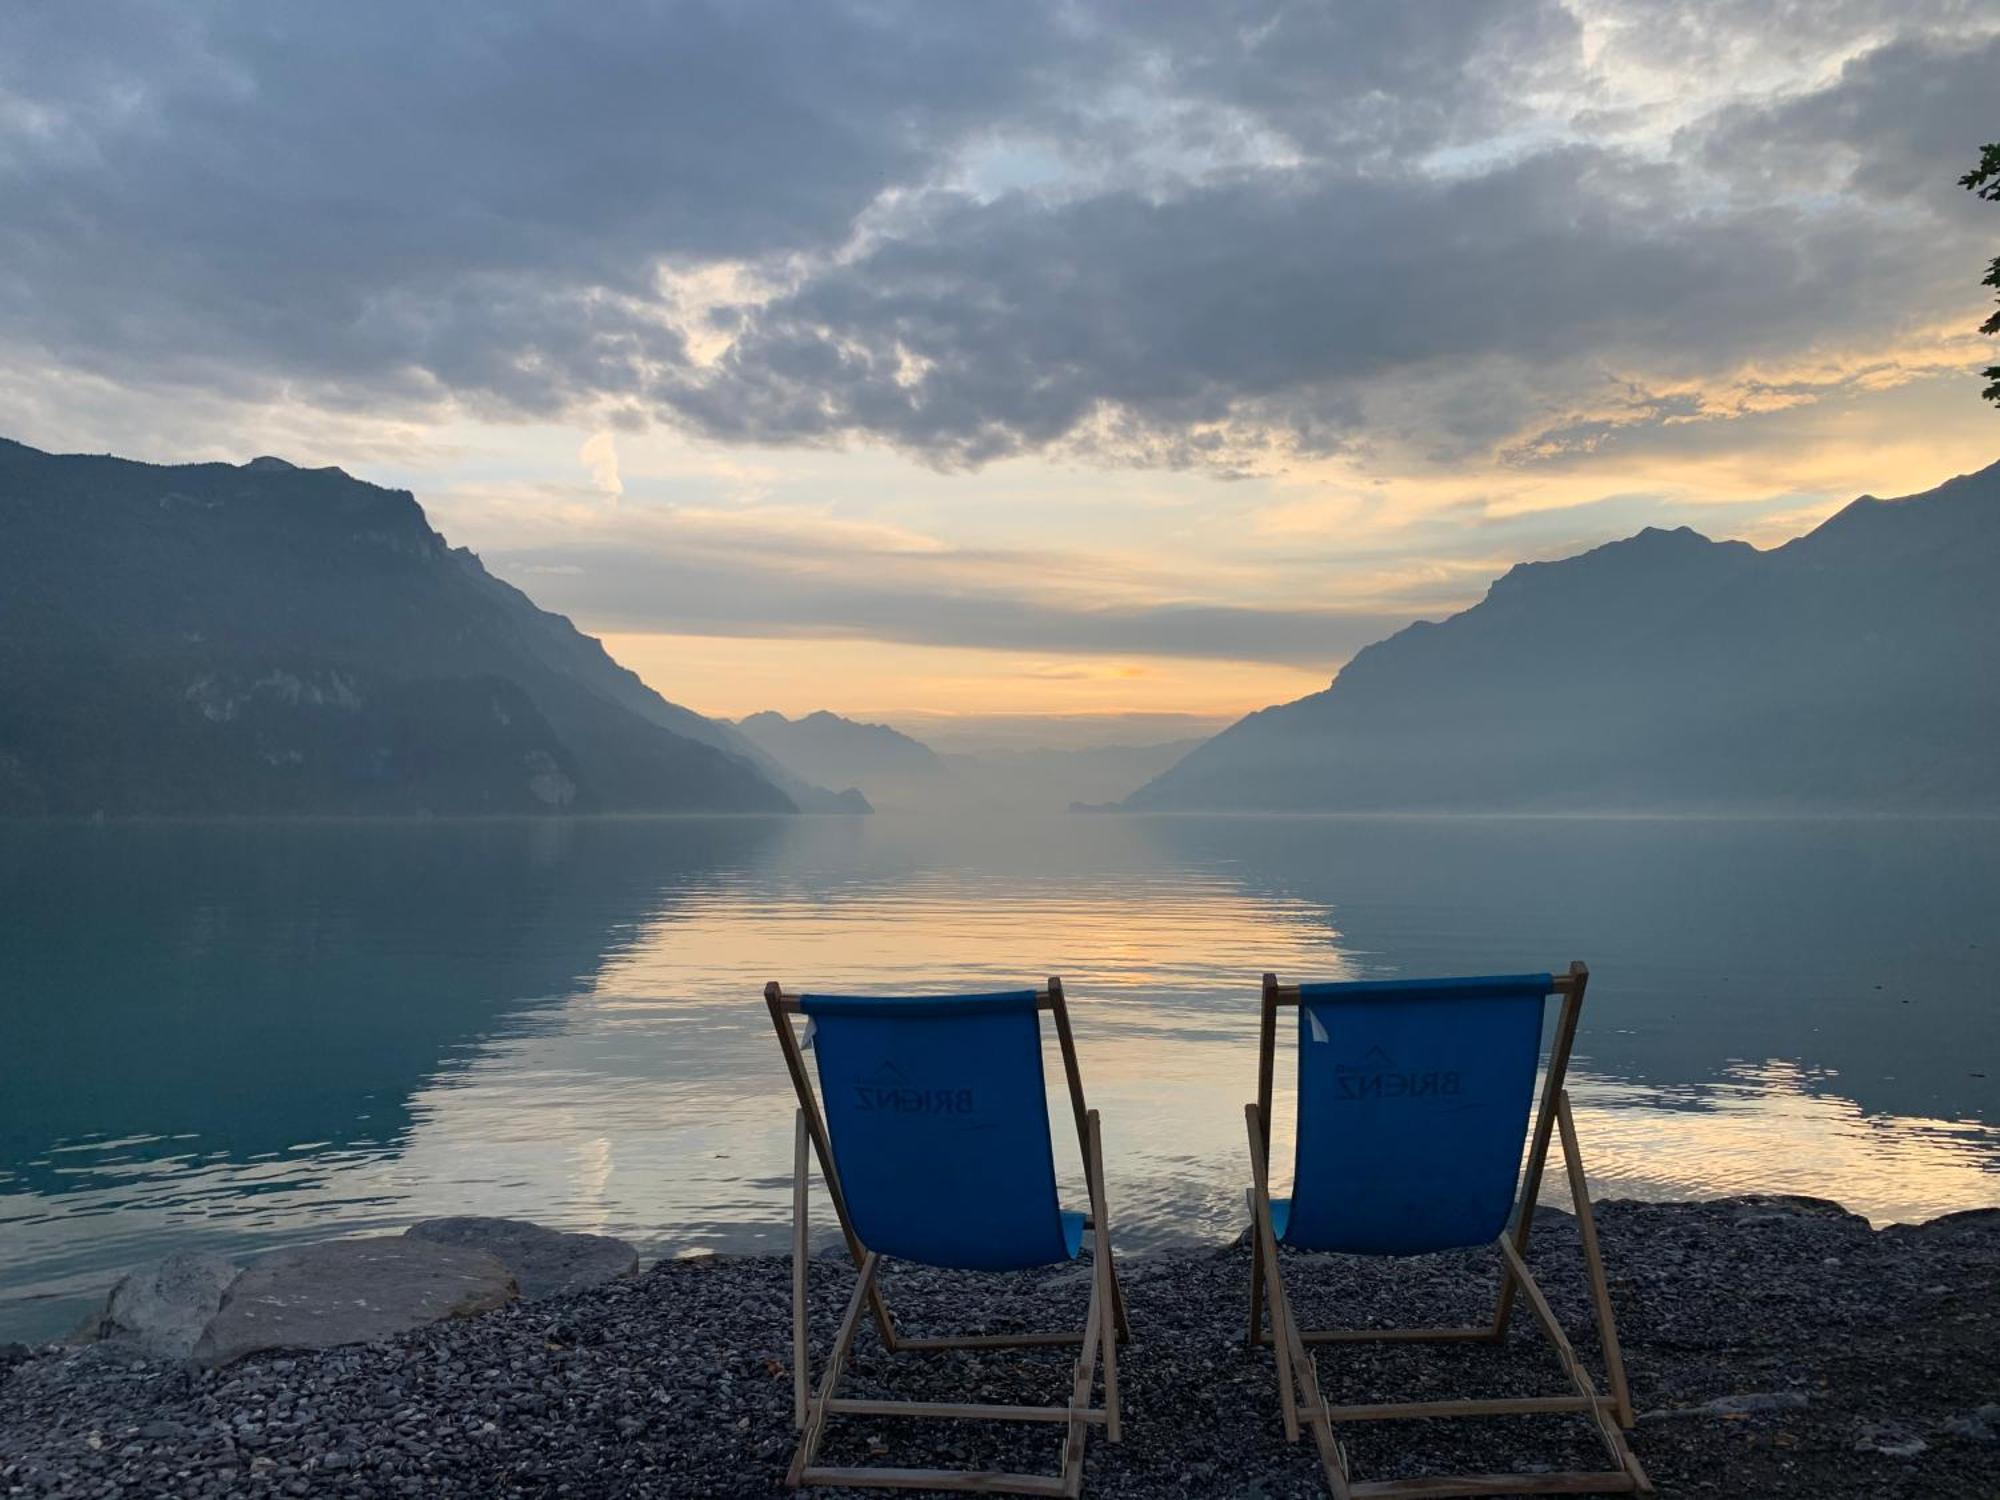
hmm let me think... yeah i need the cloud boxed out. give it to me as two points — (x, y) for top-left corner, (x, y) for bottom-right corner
(507, 541), (1405, 667)
(664, 145), (1978, 469)
(578, 430), (623, 498)
(0, 0), (1080, 412)
(436, 492), (1404, 667)
(8, 1), (1989, 478)
(1694, 29), (2000, 205)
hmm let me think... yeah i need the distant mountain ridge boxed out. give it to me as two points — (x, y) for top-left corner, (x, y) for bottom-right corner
(0, 438), (860, 817)
(735, 709), (1201, 812)
(1126, 461), (2000, 813)
(735, 710), (942, 794)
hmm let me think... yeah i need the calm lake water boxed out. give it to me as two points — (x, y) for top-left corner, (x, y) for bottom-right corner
(3, 813), (1996, 1341)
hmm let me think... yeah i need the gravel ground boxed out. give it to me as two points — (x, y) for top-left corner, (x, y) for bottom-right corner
(2, 1196), (1995, 1497)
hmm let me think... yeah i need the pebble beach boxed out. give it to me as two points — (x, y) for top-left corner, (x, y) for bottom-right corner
(3, 1197), (1996, 1498)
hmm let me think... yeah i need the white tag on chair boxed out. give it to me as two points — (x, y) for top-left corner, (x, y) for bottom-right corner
(1306, 1005), (1329, 1044)
(800, 1016), (817, 1051)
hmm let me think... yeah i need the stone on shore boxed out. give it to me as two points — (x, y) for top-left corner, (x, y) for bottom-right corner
(73, 1251), (239, 1360)
(190, 1238), (516, 1368)
(404, 1216), (637, 1300)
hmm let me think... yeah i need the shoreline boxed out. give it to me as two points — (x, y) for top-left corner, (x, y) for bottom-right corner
(2, 1195), (1995, 1496)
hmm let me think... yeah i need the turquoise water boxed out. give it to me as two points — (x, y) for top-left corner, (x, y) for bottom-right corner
(3, 813), (1996, 1341)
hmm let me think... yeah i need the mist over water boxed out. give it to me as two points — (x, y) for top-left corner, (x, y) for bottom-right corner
(3, 813), (1995, 1341)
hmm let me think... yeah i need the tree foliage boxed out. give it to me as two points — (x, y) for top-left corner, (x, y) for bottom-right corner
(1965, 144), (2000, 406)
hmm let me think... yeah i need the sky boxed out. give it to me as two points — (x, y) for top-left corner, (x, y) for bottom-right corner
(3, 2), (1996, 745)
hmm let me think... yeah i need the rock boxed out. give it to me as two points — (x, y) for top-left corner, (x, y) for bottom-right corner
(404, 1218), (637, 1301)
(191, 1238), (516, 1368)
(1644, 1390), (1810, 1421)
(78, 1253), (239, 1360)
(1945, 1404), (2000, 1442)
(1729, 1195), (1862, 1224)
(1706, 1392), (1810, 1416)
(1853, 1421), (1929, 1457)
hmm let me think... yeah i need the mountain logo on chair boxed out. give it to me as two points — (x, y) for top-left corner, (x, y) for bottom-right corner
(1332, 1044), (1463, 1101)
(852, 1060), (975, 1115)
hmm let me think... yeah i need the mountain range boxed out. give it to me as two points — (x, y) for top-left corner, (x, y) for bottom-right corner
(735, 710), (944, 793)
(734, 709), (1202, 813)
(10, 433), (1994, 819)
(1124, 460), (2000, 813)
(0, 439), (863, 817)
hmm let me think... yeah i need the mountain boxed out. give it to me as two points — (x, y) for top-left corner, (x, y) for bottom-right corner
(0, 438), (856, 817)
(1125, 461), (2000, 813)
(735, 710), (942, 796)
(953, 740), (1207, 813)
(541, 687), (867, 814)
(733, 709), (1198, 812)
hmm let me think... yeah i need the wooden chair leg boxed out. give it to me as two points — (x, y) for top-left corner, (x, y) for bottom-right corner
(1245, 1179), (1352, 1490)
(1059, 1282), (1105, 1496)
(767, 989), (899, 1350)
(785, 1214), (1115, 1494)
(1247, 1235), (1639, 1498)
(1493, 964), (1588, 1341)
(1557, 1091), (1634, 1429)
(1248, 1215), (1267, 1347)
(1272, 1264), (1352, 1496)
(1107, 1249), (1132, 1344)
(1084, 1110), (1121, 1443)
(1053, 986), (1130, 1349)
(792, 1275), (1113, 1495)
(789, 1251), (880, 1487)
(1245, 1105), (1301, 1442)
(792, 1109), (810, 1432)
(1496, 1236), (1642, 1482)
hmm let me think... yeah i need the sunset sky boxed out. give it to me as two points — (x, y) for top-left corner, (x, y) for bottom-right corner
(4, 2), (1995, 742)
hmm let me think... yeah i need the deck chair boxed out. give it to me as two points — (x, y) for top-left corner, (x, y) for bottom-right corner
(1244, 962), (1649, 1498)
(766, 977), (1128, 1496)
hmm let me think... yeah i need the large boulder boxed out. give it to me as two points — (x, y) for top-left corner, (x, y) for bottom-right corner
(191, 1237), (515, 1368)
(72, 1252), (239, 1360)
(404, 1217), (638, 1300)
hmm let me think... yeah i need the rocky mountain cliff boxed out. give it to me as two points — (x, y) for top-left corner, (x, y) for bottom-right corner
(0, 439), (851, 816)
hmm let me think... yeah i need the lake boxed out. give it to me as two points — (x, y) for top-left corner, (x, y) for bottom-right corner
(2, 813), (1996, 1342)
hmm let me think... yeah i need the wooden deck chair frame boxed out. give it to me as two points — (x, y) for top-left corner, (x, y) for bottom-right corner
(766, 976), (1130, 1496)
(1244, 962), (1651, 1499)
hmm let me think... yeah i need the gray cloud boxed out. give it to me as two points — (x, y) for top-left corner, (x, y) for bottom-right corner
(668, 145), (1970, 466)
(0, 0), (1080, 408)
(1, 1), (1991, 465)
(1696, 30), (2000, 205)
(1579, 0), (1991, 83)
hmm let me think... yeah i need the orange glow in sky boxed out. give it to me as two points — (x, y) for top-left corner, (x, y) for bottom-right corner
(600, 632), (1332, 724)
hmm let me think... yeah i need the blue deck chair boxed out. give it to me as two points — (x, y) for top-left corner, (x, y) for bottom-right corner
(1244, 963), (1649, 1498)
(766, 978), (1127, 1497)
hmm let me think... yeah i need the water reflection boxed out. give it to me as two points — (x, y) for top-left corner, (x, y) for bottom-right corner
(2, 813), (1994, 1341)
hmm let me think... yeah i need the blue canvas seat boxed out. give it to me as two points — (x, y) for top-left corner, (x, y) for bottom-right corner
(1279, 973), (1551, 1256)
(800, 990), (1086, 1272)
(1245, 963), (1650, 1498)
(768, 978), (1126, 1496)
